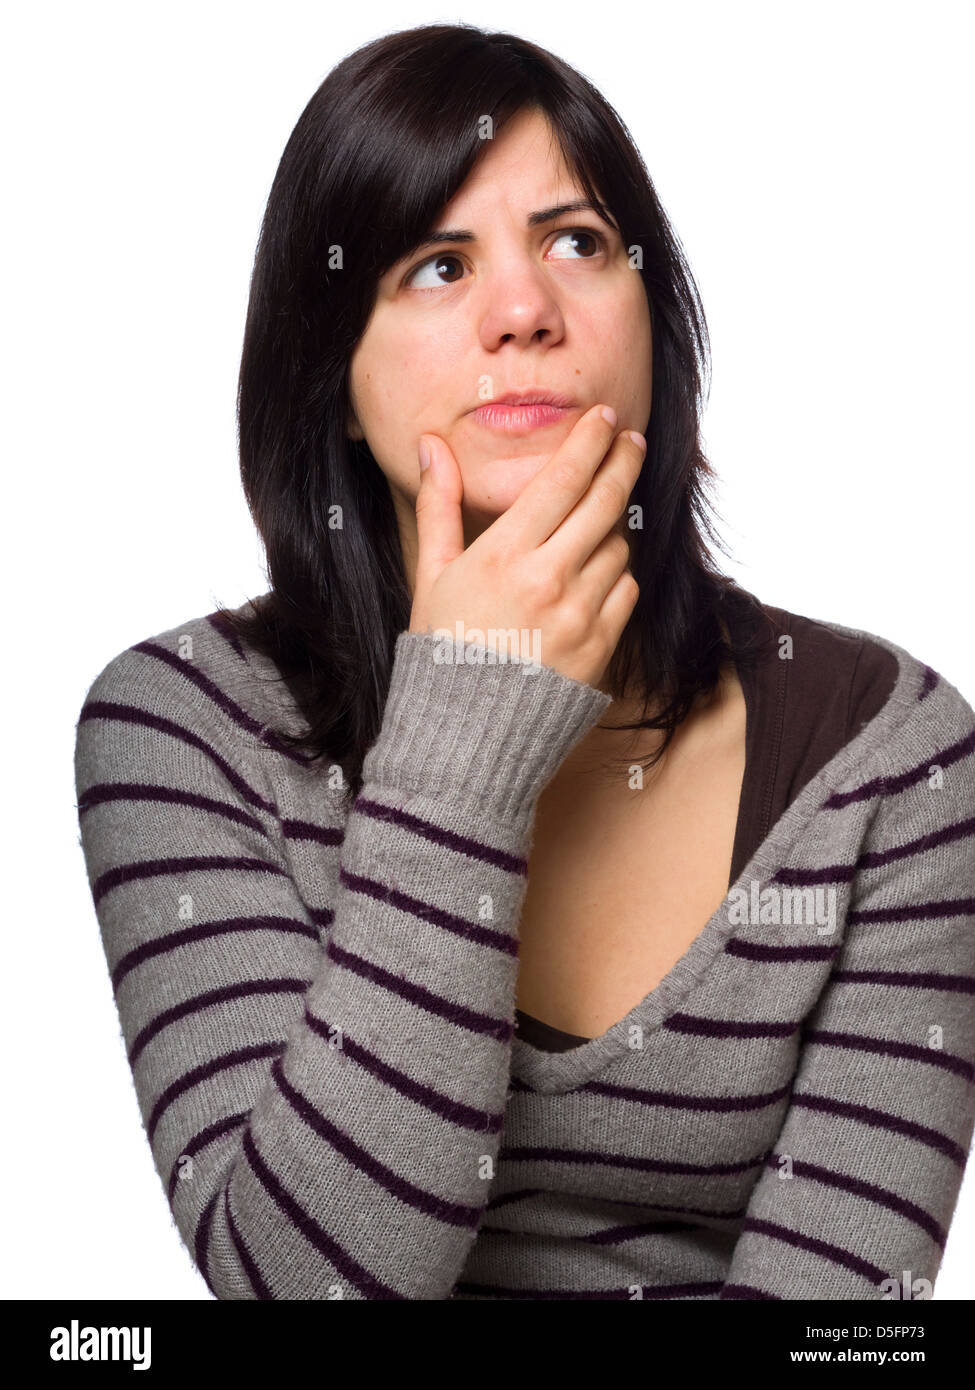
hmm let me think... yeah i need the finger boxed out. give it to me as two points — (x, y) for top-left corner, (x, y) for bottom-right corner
(597, 567), (641, 645)
(413, 434), (466, 600)
(540, 429), (646, 573)
(489, 404), (621, 553)
(577, 529), (634, 611)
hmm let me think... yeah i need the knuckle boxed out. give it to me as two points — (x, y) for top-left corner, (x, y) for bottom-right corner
(560, 591), (586, 626)
(591, 474), (628, 514)
(524, 564), (565, 609)
(611, 532), (631, 564)
(550, 457), (586, 496)
(562, 594), (592, 635)
(478, 543), (505, 576)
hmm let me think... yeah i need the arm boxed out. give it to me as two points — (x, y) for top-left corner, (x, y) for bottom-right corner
(721, 690), (975, 1300)
(75, 627), (611, 1299)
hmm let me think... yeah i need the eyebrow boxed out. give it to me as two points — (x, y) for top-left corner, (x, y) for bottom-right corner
(403, 199), (617, 258)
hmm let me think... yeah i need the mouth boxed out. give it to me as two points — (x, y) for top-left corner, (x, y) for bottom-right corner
(468, 392), (577, 433)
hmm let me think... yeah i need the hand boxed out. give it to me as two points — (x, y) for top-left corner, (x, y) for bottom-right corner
(408, 404), (645, 687)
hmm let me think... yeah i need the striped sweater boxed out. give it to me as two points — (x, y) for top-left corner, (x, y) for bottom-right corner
(73, 598), (975, 1300)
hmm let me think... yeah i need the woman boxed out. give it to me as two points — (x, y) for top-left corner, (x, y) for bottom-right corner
(74, 23), (975, 1300)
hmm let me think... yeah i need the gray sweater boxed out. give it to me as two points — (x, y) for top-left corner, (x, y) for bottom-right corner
(73, 598), (975, 1299)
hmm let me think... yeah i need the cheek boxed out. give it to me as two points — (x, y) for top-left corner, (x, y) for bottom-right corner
(352, 316), (428, 407)
(394, 339), (470, 423)
(371, 326), (454, 409)
(352, 360), (412, 440)
(584, 311), (648, 388)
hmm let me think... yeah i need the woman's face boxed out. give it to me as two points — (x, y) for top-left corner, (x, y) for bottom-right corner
(347, 106), (653, 563)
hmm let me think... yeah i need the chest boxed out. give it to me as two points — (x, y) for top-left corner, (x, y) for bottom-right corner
(514, 694), (747, 1039)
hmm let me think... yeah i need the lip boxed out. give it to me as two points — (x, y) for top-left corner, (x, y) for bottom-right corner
(470, 403), (573, 431)
(487, 391), (576, 408)
(468, 391), (577, 432)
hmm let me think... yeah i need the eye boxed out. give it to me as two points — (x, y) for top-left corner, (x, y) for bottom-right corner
(405, 253), (467, 291)
(547, 227), (607, 261)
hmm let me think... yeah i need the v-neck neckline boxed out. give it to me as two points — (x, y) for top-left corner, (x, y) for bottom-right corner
(509, 614), (922, 1094)
(512, 595), (782, 1058)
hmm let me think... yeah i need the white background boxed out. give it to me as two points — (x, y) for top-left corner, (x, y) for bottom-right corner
(4, 0), (973, 1299)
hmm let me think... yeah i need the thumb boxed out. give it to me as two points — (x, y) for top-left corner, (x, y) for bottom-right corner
(414, 433), (466, 597)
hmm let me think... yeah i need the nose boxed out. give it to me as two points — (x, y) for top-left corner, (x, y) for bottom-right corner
(475, 256), (567, 351)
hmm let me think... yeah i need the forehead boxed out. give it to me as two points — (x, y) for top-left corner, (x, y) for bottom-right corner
(444, 109), (580, 212)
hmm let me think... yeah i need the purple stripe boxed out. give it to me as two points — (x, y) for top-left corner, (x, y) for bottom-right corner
(302, 1006), (504, 1133)
(857, 814), (975, 869)
(771, 863), (855, 885)
(485, 1186), (746, 1223)
(476, 1216), (700, 1244)
(607, 1198), (745, 1221)
(738, 1215), (888, 1284)
(78, 699), (277, 812)
(664, 1013), (800, 1040)
(824, 723), (975, 808)
(271, 1054), (484, 1227)
(280, 817), (344, 847)
(112, 914), (318, 992)
(765, 1153), (947, 1248)
(338, 867), (519, 957)
(583, 1078), (792, 1114)
(92, 853), (288, 908)
(354, 795), (527, 874)
(918, 665), (939, 700)
(78, 780), (267, 838)
(580, 1217), (701, 1245)
(720, 1283), (780, 1299)
(803, 1026), (974, 1082)
(303, 903), (334, 931)
(241, 1123), (405, 1299)
(147, 1040), (284, 1145)
(831, 966), (975, 995)
(848, 895), (975, 927)
(223, 1183), (273, 1299)
(129, 977), (308, 1067)
(724, 939), (839, 963)
(325, 937), (515, 1042)
(194, 1190), (220, 1297)
(498, 1141), (772, 1179)
(205, 609), (247, 662)
(167, 1111), (249, 1204)
(791, 1091), (968, 1167)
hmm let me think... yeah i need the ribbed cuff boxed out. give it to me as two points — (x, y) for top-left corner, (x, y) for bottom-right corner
(362, 630), (614, 823)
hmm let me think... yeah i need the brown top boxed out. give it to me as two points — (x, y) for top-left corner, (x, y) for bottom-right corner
(514, 595), (901, 1051)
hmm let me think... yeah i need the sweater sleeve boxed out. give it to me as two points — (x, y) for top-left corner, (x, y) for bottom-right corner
(721, 688), (975, 1300)
(74, 627), (611, 1300)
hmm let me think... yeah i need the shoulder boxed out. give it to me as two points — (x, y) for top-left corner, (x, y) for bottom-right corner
(766, 603), (900, 739)
(760, 598), (975, 773)
(75, 593), (308, 747)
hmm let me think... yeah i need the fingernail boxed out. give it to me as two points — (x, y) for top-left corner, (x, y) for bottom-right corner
(600, 406), (618, 426)
(625, 430), (647, 452)
(418, 438), (432, 472)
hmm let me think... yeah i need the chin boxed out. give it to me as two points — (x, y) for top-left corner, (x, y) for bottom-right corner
(460, 450), (550, 515)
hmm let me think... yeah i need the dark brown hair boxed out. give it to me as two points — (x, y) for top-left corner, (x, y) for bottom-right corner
(213, 21), (774, 807)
